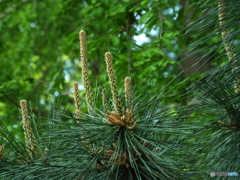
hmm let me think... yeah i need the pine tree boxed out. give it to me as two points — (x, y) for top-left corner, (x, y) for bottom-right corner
(0, 30), (193, 180)
(186, 0), (240, 178)
(1, 1), (240, 179)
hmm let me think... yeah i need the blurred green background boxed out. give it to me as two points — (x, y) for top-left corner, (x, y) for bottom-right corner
(0, 0), (220, 140)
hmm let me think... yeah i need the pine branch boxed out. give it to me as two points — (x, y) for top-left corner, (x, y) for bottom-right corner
(124, 77), (132, 111)
(218, 0), (240, 92)
(73, 82), (81, 120)
(105, 52), (123, 116)
(102, 88), (109, 113)
(79, 30), (94, 114)
(20, 100), (39, 159)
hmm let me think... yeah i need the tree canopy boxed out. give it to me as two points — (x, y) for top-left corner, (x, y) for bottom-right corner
(0, 0), (199, 137)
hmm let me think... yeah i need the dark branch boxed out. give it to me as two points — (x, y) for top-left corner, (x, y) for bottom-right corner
(0, 0), (12, 5)
(4, 94), (20, 109)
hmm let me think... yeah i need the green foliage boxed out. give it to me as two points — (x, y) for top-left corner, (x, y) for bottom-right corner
(1, 0), (240, 179)
(186, 0), (240, 179)
(0, 27), (195, 179)
(0, 0), (195, 128)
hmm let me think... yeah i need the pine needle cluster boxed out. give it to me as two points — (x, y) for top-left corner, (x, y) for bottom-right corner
(187, 0), (240, 178)
(0, 30), (192, 179)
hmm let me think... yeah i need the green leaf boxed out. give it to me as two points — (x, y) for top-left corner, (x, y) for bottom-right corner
(164, 20), (173, 29)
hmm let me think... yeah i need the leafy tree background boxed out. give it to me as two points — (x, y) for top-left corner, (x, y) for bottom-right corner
(0, 0), (205, 139)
